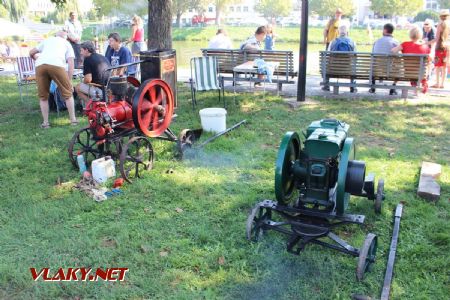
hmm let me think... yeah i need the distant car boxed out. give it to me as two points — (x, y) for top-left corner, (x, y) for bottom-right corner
(239, 16), (268, 26)
(279, 17), (301, 27)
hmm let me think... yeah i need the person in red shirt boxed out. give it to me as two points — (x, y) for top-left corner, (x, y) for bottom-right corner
(392, 26), (430, 94)
(431, 20), (449, 88)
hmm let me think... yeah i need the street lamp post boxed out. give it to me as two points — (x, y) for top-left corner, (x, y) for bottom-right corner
(297, 0), (308, 102)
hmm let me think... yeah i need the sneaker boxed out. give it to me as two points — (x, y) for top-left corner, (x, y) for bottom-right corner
(321, 86), (330, 91)
(254, 82), (263, 87)
(389, 89), (398, 96)
(368, 88), (376, 93)
(350, 88), (357, 93)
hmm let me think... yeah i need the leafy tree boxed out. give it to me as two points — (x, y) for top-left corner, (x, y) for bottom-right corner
(310, 0), (355, 17)
(414, 10), (440, 23)
(0, 4), (8, 19)
(438, 0), (450, 9)
(47, 0), (80, 24)
(173, 0), (206, 28)
(1, 0), (29, 22)
(213, 0), (242, 25)
(255, 0), (292, 20)
(371, 0), (423, 17)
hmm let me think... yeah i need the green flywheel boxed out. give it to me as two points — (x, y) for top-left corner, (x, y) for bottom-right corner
(275, 132), (301, 205)
(336, 138), (356, 215)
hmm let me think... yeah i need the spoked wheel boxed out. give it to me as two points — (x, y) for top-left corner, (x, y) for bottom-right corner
(246, 202), (272, 242)
(68, 127), (101, 168)
(374, 179), (384, 214)
(132, 78), (174, 138)
(356, 233), (377, 281)
(119, 136), (154, 183)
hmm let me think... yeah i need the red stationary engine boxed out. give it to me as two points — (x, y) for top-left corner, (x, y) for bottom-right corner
(84, 76), (174, 140)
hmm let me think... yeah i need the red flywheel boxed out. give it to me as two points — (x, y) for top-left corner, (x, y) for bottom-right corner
(132, 78), (174, 137)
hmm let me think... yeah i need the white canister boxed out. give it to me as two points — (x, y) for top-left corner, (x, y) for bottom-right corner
(92, 157), (116, 183)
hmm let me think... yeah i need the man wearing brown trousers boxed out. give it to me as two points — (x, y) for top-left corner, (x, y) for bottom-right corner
(30, 30), (78, 128)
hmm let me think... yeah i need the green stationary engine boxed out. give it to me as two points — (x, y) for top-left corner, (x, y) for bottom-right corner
(247, 119), (385, 281)
(275, 118), (383, 214)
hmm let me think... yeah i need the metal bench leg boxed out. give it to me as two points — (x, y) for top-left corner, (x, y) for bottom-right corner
(333, 86), (339, 95)
(401, 89), (408, 99)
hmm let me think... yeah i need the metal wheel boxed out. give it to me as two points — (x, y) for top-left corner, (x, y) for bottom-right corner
(356, 233), (377, 281)
(68, 127), (101, 168)
(132, 78), (174, 138)
(374, 179), (384, 214)
(275, 132), (301, 205)
(246, 202), (272, 242)
(119, 136), (154, 183)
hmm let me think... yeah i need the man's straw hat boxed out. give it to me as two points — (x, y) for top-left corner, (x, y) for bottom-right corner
(439, 9), (449, 16)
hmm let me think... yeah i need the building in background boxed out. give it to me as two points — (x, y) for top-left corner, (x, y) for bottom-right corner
(27, 0), (93, 18)
(423, 0), (440, 10)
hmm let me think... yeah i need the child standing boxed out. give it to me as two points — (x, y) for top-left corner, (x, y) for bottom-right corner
(265, 24), (275, 51)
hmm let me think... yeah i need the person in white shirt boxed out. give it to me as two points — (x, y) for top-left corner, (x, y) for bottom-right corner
(65, 11), (83, 68)
(29, 30), (78, 128)
(208, 29), (232, 49)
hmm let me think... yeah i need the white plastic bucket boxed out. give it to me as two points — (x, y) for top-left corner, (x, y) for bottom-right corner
(199, 108), (227, 133)
(92, 157), (116, 183)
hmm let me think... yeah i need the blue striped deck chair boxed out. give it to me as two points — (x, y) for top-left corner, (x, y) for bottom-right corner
(189, 56), (224, 109)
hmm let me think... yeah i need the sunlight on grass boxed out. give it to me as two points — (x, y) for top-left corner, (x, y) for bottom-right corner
(0, 77), (448, 299)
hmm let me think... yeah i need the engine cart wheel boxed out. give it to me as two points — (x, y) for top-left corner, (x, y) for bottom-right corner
(356, 233), (377, 281)
(374, 179), (384, 214)
(119, 136), (154, 183)
(68, 127), (101, 168)
(246, 203), (272, 242)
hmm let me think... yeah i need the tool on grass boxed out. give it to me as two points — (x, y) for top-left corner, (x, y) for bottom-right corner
(247, 118), (385, 280)
(381, 203), (403, 300)
(179, 120), (247, 155)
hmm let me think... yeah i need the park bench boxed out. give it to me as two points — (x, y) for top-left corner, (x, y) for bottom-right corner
(201, 48), (298, 91)
(319, 51), (429, 98)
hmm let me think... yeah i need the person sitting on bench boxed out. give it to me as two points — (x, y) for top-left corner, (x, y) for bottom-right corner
(370, 23), (399, 95)
(75, 41), (110, 104)
(323, 24), (357, 93)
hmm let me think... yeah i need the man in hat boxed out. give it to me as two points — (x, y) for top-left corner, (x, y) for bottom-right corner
(435, 9), (450, 42)
(323, 8), (343, 50)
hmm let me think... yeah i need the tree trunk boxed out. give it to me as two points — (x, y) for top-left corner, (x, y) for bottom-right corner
(176, 12), (182, 28)
(215, 7), (221, 26)
(148, 0), (172, 50)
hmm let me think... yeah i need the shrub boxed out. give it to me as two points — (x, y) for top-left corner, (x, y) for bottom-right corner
(414, 10), (439, 22)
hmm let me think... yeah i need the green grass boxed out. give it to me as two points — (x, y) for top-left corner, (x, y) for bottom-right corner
(0, 76), (449, 299)
(84, 25), (410, 46)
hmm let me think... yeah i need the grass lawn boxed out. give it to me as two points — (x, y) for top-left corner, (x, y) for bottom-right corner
(0, 76), (449, 299)
(84, 25), (410, 46)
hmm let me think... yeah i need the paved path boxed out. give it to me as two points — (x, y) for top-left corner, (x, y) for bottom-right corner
(177, 68), (450, 100)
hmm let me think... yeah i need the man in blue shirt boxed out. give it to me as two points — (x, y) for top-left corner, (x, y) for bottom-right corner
(105, 32), (132, 76)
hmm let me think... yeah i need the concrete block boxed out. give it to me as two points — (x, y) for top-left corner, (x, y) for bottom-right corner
(420, 161), (441, 179)
(417, 162), (442, 201)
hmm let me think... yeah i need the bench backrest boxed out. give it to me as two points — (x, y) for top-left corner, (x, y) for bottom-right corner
(201, 48), (297, 78)
(319, 51), (428, 82)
